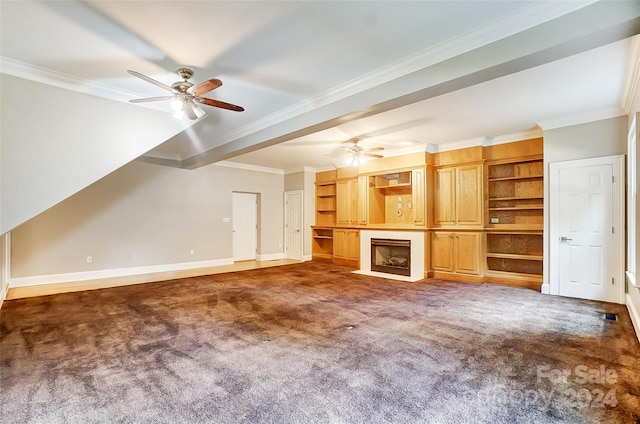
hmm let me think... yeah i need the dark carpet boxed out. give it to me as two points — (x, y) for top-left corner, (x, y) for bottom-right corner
(1, 262), (639, 423)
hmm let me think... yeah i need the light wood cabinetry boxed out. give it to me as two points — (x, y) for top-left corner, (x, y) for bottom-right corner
(484, 146), (543, 288)
(311, 227), (334, 261)
(434, 164), (482, 228)
(315, 171), (337, 227)
(333, 229), (359, 267)
(487, 159), (543, 230)
(431, 231), (482, 277)
(411, 167), (426, 226)
(336, 178), (358, 225)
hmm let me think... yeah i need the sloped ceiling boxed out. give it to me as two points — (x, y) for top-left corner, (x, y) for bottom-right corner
(2, 0), (640, 173)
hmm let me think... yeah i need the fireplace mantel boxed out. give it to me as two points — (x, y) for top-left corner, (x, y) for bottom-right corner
(356, 230), (425, 282)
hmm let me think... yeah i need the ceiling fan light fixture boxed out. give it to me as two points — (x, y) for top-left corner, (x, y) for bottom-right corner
(171, 98), (184, 112)
(173, 109), (186, 120)
(193, 104), (206, 119)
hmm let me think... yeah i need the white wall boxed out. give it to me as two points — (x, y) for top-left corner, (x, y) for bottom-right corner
(10, 161), (284, 280)
(0, 75), (188, 234)
(627, 73), (640, 340)
(542, 116), (628, 295)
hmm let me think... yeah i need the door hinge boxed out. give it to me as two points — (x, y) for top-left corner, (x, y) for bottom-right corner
(612, 175), (615, 183)
(612, 227), (615, 234)
(612, 277), (615, 285)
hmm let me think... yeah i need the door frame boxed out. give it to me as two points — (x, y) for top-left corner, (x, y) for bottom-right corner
(549, 155), (625, 304)
(284, 190), (303, 261)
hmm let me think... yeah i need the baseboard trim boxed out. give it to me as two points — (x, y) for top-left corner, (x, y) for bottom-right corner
(541, 283), (550, 294)
(9, 258), (235, 288)
(625, 293), (640, 344)
(303, 255), (312, 262)
(256, 253), (285, 261)
(0, 283), (7, 309)
(8, 259), (236, 299)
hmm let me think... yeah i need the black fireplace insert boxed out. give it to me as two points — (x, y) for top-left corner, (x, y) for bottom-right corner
(371, 238), (411, 276)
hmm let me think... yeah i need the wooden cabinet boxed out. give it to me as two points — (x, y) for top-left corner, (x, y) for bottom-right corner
(336, 178), (358, 225)
(411, 167), (426, 226)
(333, 229), (359, 267)
(485, 156), (544, 287)
(487, 159), (543, 230)
(432, 231), (482, 276)
(311, 227), (334, 261)
(356, 176), (369, 225)
(434, 164), (482, 228)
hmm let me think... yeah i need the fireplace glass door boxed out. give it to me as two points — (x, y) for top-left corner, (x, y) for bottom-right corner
(371, 239), (411, 276)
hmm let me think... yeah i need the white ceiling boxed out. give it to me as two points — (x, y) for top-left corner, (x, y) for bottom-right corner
(1, 1), (639, 173)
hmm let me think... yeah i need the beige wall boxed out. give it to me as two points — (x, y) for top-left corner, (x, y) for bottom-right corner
(11, 161), (284, 278)
(0, 75), (187, 234)
(542, 116), (628, 295)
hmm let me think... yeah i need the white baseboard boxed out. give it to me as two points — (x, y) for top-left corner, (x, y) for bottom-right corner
(9, 258), (234, 288)
(541, 283), (550, 294)
(625, 293), (640, 344)
(256, 253), (285, 261)
(303, 255), (312, 262)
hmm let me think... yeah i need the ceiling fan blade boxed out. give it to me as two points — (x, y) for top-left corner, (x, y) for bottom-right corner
(364, 153), (384, 159)
(364, 147), (384, 152)
(188, 78), (222, 96)
(129, 96), (175, 103)
(128, 70), (173, 92)
(197, 97), (245, 112)
(183, 101), (198, 120)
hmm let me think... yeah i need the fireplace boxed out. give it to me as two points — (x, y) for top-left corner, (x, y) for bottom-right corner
(371, 238), (411, 276)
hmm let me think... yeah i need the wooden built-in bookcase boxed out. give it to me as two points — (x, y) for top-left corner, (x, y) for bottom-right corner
(312, 227), (334, 261)
(484, 139), (543, 287)
(315, 170), (337, 227)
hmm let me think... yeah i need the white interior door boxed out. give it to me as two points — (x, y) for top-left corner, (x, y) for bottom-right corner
(550, 156), (624, 304)
(284, 190), (303, 261)
(232, 192), (257, 261)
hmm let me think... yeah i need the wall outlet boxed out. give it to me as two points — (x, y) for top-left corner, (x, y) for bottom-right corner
(223, 217), (231, 223)
(278, 243), (282, 248)
(189, 250), (195, 256)
(86, 256), (93, 263)
(490, 218), (499, 224)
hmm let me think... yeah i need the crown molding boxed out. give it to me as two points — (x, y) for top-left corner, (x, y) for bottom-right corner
(0, 3), (591, 151)
(0, 56), (137, 102)
(284, 166), (316, 175)
(483, 129), (544, 146)
(537, 107), (626, 130)
(622, 35), (640, 114)
(214, 161), (284, 175)
(208, 2), (594, 148)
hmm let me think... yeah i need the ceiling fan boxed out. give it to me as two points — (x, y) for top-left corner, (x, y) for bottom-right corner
(127, 68), (244, 120)
(343, 138), (384, 165)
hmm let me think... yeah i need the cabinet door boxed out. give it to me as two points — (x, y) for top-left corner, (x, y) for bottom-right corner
(456, 164), (483, 226)
(333, 230), (346, 259)
(336, 180), (351, 225)
(435, 167), (456, 227)
(346, 230), (360, 262)
(411, 168), (426, 226)
(431, 232), (454, 272)
(455, 232), (481, 275)
(357, 176), (369, 225)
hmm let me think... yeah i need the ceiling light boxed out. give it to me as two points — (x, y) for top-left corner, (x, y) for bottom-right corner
(171, 98), (184, 112)
(193, 104), (206, 119)
(173, 109), (186, 120)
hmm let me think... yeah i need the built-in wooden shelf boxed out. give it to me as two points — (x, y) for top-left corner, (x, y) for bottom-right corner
(486, 253), (543, 261)
(488, 175), (544, 182)
(486, 153), (544, 281)
(489, 206), (543, 211)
